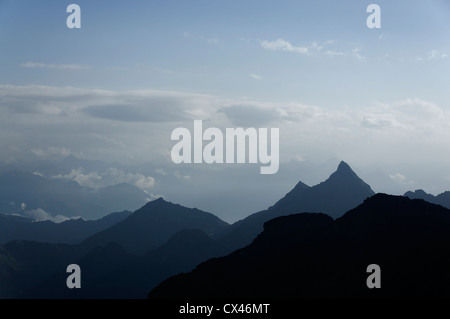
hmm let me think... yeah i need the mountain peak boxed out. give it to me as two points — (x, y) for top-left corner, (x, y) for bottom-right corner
(327, 161), (361, 182)
(337, 161), (351, 172)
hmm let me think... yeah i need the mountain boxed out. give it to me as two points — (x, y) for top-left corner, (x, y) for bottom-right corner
(149, 194), (450, 299)
(0, 170), (148, 219)
(24, 229), (229, 298)
(221, 161), (375, 249)
(0, 240), (83, 298)
(0, 210), (132, 245)
(81, 198), (230, 255)
(404, 189), (450, 209)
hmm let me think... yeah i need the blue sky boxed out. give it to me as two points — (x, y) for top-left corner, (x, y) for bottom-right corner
(1, 1), (450, 218)
(2, 0), (449, 105)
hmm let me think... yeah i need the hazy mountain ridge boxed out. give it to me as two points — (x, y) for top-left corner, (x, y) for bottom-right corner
(0, 170), (148, 219)
(220, 161), (375, 250)
(1, 160), (449, 299)
(0, 210), (132, 245)
(81, 197), (229, 255)
(404, 189), (450, 209)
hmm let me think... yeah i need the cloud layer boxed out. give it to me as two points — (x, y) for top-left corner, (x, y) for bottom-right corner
(1, 84), (449, 167)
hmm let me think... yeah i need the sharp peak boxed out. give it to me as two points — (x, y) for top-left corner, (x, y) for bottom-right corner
(337, 161), (352, 171)
(326, 160), (362, 182)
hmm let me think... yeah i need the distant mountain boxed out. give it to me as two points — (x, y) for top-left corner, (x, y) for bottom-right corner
(0, 210), (132, 245)
(24, 229), (229, 299)
(149, 194), (450, 299)
(404, 189), (450, 209)
(221, 161), (375, 250)
(81, 198), (230, 255)
(0, 170), (148, 219)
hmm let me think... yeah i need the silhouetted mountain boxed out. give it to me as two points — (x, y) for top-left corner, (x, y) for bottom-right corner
(0, 170), (148, 219)
(0, 240), (82, 298)
(81, 198), (229, 255)
(149, 194), (450, 299)
(404, 189), (450, 209)
(25, 229), (229, 298)
(21, 242), (138, 299)
(221, 161), (375, 250)
(0, 210), (131, 244)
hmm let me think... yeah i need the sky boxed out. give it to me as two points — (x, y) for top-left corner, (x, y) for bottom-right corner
(1, 0), (450, 221)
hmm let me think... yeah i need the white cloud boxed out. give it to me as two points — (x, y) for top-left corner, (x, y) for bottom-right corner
(250, 74), (262, 80)
(260, 39), (309, 54)
(19, 62), (90, 70)
(23, 207), (81, 223)
(389, 173), (415, 185)
(351, 48), (365, 61)
(174, 171), (191, 180)
(52, 169), (102, 188)
(260, 39), (365, 61)
(52, 167), (156, 192)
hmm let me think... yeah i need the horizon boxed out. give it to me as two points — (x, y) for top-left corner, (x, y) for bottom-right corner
(1, 155), (447, 224)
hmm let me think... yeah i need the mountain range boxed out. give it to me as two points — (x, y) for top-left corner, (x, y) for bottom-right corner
(149, 194), (450, 299)
(81, 197), (229, 255)
(220, 161), (375, 250)
(0, 160), (449, 299)
(0, 210), (131, 245)
(404, 189), (450, 209)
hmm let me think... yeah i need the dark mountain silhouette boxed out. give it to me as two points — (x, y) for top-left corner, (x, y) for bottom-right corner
(404, 189), (450, 209)
(149, 194), (450, 299)
(0, 170), (148, 219)
(0, 210), (131, 245)
(220, 161), (375, 250)
(0, 198), (230, 298)
(20, 242), (138, 299)
(23, 229), (229, 299)
(81, 198), (229, 255)
(0, 240), (84, 298)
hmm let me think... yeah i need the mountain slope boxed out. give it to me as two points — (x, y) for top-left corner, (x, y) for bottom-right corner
(81, 198), (229, 255)
(0, 240), (82, 298)
(0, 210), (132, 245)
(24, 229), (229, 299)
(149, 194), (450, 299)
(221, 161), (375, 249)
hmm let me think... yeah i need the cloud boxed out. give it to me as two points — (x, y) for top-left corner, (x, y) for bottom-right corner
(83, 103), (189, 122)
(250, 74), (262, 80)
(19, 62), (89, 70)
(1, 84), (450, 168)
(260, 39), (365, 61)
(22, 206), (80, 223)
(389, 173), (415, 185)
(52, 167), (156, 192)
(260, 39), (309, 54)
(31, 147), (73, 158)
(360, 114), (403, 129)
(351, 48), (365, 61)
(427, 50), (446, 60)
(52, 169), (102, 188)
(219, 103), (320, 127)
